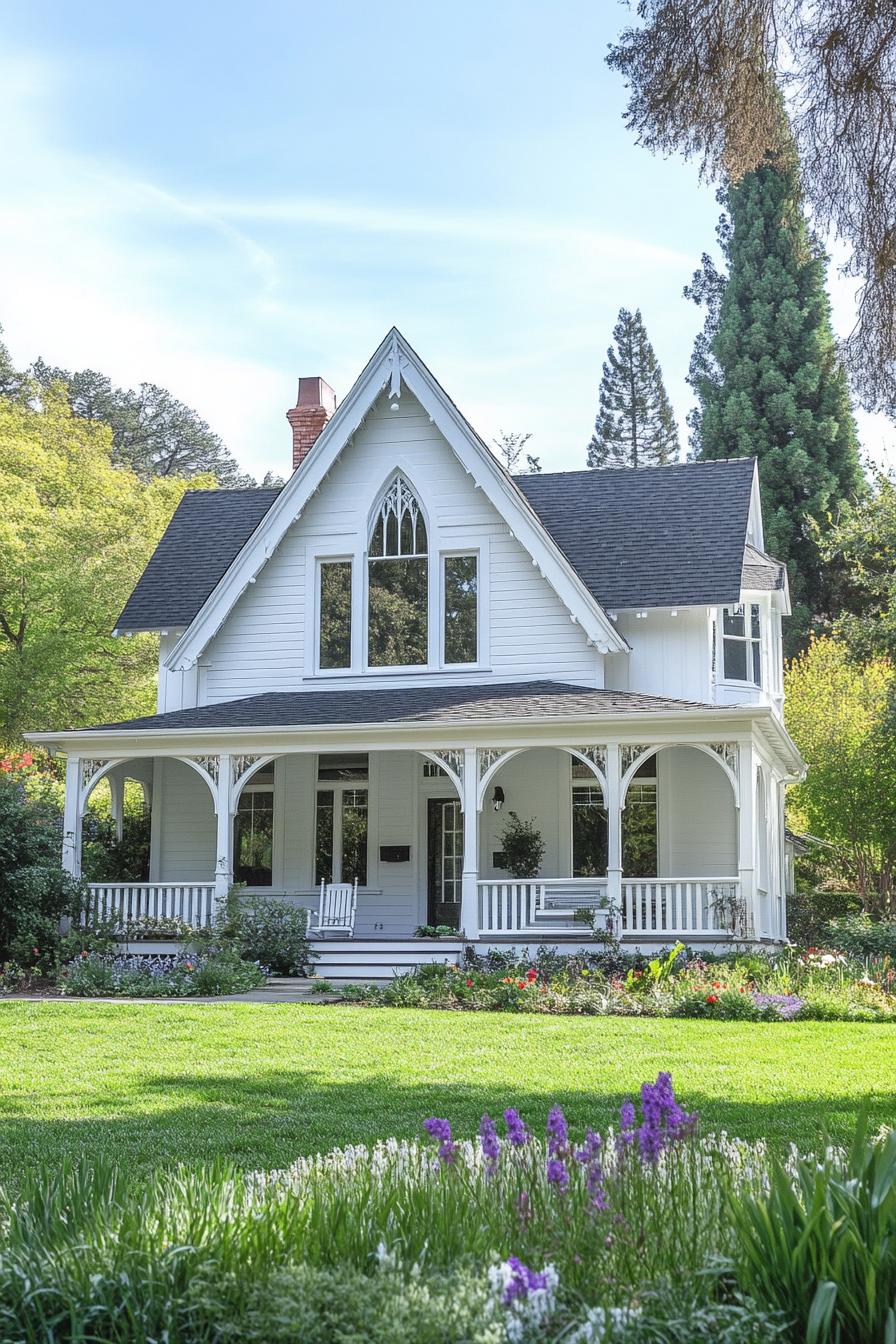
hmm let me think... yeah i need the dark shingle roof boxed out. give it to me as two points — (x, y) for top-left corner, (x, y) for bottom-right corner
(514, 458), (757, 611)
(115, 457), (760, 631)
(86, 680), (727, 733)
(116, 487), (282, 631)
(742, 543), (786, 592)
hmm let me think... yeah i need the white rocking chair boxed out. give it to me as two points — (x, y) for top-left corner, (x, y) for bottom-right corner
(313, 878), (359, 938)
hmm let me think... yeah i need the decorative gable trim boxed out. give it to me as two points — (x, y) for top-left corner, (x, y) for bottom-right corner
(165, 329), (627, 671)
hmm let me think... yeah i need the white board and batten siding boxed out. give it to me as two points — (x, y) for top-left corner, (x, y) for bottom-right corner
(195, 391), (602, 706)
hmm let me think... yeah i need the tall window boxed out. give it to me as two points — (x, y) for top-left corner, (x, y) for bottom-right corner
(722, 604), (761, 685)
(318, 560), (352, 670)
(233, 764), (275, 886)
(367, 477), (428, 667)
(570, 757), (658, 878)
(443, 554), (478, 664)
(315, 754), (368, 885)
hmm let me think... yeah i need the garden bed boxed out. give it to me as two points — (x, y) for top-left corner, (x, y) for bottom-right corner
(335, 942), (896, 1022)
(0, 1070), (891, 1343)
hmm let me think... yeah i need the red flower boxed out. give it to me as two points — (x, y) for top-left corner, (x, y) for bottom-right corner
(705, 994), (719, 1005)
(32, 948), (39, 956)
(526, 967), (538, 982)
(517, 980), (527, 989)
(465, 978), (474, 987)
(20, 752), (32, 767)
(711, 981), (721, 989)
(0, 760), (11, 773)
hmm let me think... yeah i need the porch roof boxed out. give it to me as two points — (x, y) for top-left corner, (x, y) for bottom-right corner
(81, 681), (728, 734)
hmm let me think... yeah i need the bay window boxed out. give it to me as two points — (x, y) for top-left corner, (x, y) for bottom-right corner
(721, 604), (761, 685)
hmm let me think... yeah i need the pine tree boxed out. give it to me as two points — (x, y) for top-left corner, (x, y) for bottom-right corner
(687, 140), (865, 649)
(587, 308), (679, 469)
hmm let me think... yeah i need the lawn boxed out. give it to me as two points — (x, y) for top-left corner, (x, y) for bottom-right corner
(0, 1002), (892, 1178)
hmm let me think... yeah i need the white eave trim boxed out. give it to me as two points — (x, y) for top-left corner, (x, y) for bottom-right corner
(164, 328), (627, 671)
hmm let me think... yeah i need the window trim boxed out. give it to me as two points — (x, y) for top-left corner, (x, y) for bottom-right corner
(717, 603), (763, 688)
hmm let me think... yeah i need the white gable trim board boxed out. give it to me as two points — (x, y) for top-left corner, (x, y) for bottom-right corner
(165, 330), (627, 675)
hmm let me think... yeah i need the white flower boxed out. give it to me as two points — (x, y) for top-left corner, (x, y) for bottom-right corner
(568, 1304), (642, 1342)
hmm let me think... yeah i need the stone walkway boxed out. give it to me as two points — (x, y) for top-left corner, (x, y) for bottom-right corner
(1, 978), (345, 1005)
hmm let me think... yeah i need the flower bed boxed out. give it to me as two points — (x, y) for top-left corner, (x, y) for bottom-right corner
(337, 943), (896, 1022)
(1, 1071), (891, 1342)
(58, 947), (266, 997)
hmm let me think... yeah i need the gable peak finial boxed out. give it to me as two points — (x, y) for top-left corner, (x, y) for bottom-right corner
(387, 330), (404, 399)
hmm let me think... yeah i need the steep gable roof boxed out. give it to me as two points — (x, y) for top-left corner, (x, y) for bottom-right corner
(117, 452), (765, 632)
(117, 487), (281, 631)
(143, 329), (627, 667)
(515, 458), (757, 610)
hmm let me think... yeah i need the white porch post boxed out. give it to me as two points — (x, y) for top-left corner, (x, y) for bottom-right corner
(108, 770), (125, 843)
(62, 753), (83, 877)
(737, 740), (756, 938)
(605, 743), (622, 931)
(459, 745), (480, 940)
(214, 753), (233, 910)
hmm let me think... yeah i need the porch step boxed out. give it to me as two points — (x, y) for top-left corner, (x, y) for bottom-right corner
(310, 938), (463, 983)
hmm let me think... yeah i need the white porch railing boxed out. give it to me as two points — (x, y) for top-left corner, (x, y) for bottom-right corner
(85, 883), (217, 929)
(477, 878), (610, 934)
(621, 879), (741, 937)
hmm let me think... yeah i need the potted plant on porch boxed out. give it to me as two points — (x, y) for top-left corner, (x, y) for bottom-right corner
(498, 812), (545, 879)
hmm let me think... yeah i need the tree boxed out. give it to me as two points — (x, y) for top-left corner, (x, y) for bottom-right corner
(607, 2), (896, 416)
(29, 360), (252, 486)
(587, 308), (679, 468)
(818, 471), (896, 662)
(686, 141), (865, 648)
(0, 325), (27, 403)
(492, 432), (541, 475)
(0, 389), (203, 745)
(785, 636), (896, 914)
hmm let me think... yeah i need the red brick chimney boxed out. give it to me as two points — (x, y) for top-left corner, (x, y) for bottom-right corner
(287, 376), (336, 470)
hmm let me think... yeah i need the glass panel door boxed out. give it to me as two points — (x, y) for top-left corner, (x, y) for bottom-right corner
(427, 797), (462, 928)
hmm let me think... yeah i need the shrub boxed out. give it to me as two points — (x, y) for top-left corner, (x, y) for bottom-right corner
(498, 811), (545, 878)
(0, 772), (87, 970)
(213, 895), (315, 975)
(414, 923), (458, 938)
(59, 949), (266, 998)
(824, 913), (896, 959)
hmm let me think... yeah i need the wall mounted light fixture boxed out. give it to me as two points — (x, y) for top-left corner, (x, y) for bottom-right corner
(492, 786), (505, 812)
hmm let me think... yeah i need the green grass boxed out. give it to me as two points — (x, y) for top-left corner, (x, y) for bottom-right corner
(0, 1002), (892, 1178)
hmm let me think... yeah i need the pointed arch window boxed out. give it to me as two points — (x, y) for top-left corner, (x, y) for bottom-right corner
(367, 476), (429, 666)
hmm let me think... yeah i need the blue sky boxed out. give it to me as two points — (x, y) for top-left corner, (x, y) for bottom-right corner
(1, 0), (891, 478)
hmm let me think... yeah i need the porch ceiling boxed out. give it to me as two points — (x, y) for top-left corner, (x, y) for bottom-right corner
(72, 681), (727, 734)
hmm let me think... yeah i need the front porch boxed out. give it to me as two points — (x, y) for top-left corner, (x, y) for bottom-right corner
(63, 727), (789, 953)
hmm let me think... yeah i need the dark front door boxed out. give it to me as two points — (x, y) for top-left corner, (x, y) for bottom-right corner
(427, 797), (463, 928)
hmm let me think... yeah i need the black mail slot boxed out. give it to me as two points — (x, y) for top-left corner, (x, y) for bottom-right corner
(380, 845), (411, 863)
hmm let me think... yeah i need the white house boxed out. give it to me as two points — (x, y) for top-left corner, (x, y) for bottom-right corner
(29, 329), (805, 977)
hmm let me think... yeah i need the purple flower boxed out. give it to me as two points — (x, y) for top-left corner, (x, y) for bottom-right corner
(500, 1256), (551, 1304)
(479, 1112), (501, 1167)
(620, 1099), (636, 1131)
(423, 1116), (457, 1164)
(546, 1104), (568, 1156)
(574, 1128), (602, 1164)
(546, 1157), (569, 1189)
(504, 1107), (530, 1146)
(752, 992), (805, 1020)
(630, 1073), (698, 1163)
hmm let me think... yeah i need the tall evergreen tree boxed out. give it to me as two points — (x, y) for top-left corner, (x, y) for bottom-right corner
(686, 139), (865, 649)
(587, 309), (679, 469)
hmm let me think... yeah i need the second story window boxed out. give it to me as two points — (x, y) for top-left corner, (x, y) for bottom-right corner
(368, 476), (428, 667)
(722, 604), (761, 685)
(318, 560), (352, 670)
(443, 554), (478, 664)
